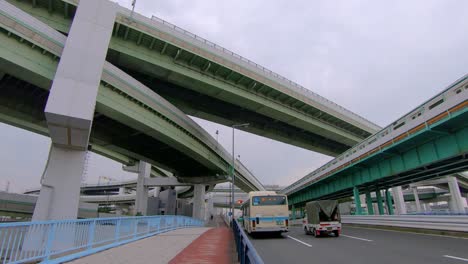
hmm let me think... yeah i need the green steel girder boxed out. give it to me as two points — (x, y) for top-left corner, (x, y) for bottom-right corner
(6, 0), (378, 157)
(376, 189), (384, 215)
(288, 109), (468, 206)
(365, 190), (374, 215)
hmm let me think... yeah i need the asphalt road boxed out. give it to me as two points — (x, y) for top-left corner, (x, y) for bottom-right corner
(249, 226), (468, 264)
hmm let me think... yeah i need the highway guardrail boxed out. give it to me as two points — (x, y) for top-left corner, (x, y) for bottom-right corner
(0, 215), (203, 264)
(232, 219), (264, 264)
(341, 215), (468, 232)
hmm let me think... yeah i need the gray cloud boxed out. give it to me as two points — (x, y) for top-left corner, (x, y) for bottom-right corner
(1, 0), (467, 192)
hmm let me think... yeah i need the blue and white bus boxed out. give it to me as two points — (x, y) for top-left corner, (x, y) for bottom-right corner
(240, 191), (289, 234)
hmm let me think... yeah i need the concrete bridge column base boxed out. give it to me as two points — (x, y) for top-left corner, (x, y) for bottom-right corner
(447, 176), (466, 213)
(135, 161), (151, 215)
(152, 187), (161, 197)
(32, 146), (87, 220)
(193, 184), (206, 220)
(412, 187), (422, 212)
(392, 186), (407, 215)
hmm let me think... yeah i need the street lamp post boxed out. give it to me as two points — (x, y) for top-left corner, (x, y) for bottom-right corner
(231, 123), (249, 224)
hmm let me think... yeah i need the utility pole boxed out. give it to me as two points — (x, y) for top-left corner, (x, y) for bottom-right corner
(230, 123), (249, 224)
(130, 0), (136, 20)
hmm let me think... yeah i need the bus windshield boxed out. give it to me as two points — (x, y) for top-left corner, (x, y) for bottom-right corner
(252, 196), (286, 206)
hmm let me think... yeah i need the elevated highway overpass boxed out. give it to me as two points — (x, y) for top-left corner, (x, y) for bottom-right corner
(0, 1), (264, 192)
(0, 0), (382, 221)
(0, 0), (267, 221)
(5, 0), (380, 157)
(282, 74), (468, 211)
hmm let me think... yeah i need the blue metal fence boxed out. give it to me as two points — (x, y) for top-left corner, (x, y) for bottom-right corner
(0, 215), (204, 264)
(232, 219), (264, 264)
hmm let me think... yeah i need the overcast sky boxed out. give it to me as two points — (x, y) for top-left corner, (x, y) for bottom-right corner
(1, 0), (467, 193)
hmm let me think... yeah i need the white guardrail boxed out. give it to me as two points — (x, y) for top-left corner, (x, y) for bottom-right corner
(289, 215), (468, 232)
(341, 215), (468, 232)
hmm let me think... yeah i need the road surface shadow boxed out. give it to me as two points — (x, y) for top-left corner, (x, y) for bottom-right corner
(249, 232), (286, 240)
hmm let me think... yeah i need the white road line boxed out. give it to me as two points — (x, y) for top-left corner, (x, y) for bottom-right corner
(287, 235), (312, 247)
(444, 255), (468, 262)
(341, 234), (373, 242)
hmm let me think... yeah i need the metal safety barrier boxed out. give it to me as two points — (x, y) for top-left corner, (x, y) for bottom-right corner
(0, 215), (204, 264)
(342, 215), (468, 232)
(232, 219), (264, 264)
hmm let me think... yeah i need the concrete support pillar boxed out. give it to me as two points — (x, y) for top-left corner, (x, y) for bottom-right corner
(376, 189), (385, 215)
(412, 187), (422, 212)
(115, 207), (123, 216)
(207, 193), (214, 219)
(32, 147), (87, 220)
(353, 187), (363, 215)
(385, 189), (394, 215)
(135, 161), (150, 215)
(392, 186), (407, 215)
(365, 190), (374, 215)
(193, 184), (206, 220)
(422, 203), (428, 212)
(447, 176), (466, 213)
(32, 0), (117, 221)
(152, 187), (161, 197)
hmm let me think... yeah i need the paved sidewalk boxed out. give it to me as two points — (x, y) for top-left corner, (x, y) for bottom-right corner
(67, 227), (210, 264)
(169, 227), (234, 264)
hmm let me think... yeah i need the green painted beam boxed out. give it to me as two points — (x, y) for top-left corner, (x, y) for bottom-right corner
(288, 110), (468, 206)
(365, 190), (374, 215)
(353, 186), (363, 215)
(376, 189), (385, 215)
(385, 189), (394, 215)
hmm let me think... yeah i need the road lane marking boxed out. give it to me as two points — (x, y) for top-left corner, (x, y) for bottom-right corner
(444, 255), (468, 262)
(287, 235), (312, 247)
(341, 234), (373, 242)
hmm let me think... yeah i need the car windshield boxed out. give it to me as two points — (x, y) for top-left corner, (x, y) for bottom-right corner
(252, 196), (286, 206)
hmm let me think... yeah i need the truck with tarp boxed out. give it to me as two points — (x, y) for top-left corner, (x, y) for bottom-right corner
(302, 200), (341, 237)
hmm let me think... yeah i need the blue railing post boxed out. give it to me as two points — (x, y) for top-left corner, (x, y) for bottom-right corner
(231, 219), (264, 264)
(133, 218), (138, 238)
(115, 219), (121, 242)
(44, 222), (57, 261)
(87, 220), (96, 250)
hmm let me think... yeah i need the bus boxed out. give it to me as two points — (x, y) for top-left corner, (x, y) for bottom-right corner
(240, 191), (289, 234)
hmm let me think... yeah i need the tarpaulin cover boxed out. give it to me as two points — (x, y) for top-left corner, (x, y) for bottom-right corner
(305, 200), (340, 224)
